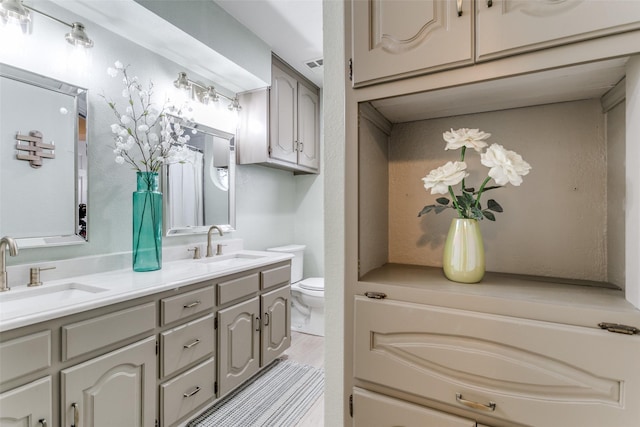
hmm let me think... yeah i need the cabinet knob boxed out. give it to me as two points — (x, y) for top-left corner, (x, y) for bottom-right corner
(39, 419), (47, 427)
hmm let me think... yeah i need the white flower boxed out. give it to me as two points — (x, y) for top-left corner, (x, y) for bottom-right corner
(110, 123), (122, 134)
(422, 161), (469, 195)
(481, 143), (531, 186)
(126, 106), (134, 115)
(138, 124), (149, 132)
(107, 67), (118, 77)
(148, 133), (159, 142)
(114, 60), (124, 70)
(443, 128), (491, 152)
(120, 115), (132, 125)
(115, 156), (125, 164)
(122, 89), (129, 98)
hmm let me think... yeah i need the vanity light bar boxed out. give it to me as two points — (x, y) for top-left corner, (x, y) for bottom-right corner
(173, 72), (241, 111)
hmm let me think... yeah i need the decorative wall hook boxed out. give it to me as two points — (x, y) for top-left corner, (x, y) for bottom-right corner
(15, 130), (55, 168)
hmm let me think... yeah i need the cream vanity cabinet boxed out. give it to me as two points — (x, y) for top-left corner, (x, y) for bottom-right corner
(0, 377), (52, 427)
(352, 294), (640, 427)
(237, 57), (320, 174)
(217, 264), (291, 396)
(351, 0), (640, 87)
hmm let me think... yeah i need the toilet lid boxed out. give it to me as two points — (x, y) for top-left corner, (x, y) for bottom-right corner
(298, 277), (324, 291)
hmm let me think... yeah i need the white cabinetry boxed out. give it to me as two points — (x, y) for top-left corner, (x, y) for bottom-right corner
(477, 0), (640, 61)
(61, 337), (156, 427)
(351, 0), (473, 86)
(0, 377), (51, 427)
(237, 57), (320, 174)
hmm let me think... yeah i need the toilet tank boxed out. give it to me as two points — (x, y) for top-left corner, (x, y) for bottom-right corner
(266, 244), (305, 283)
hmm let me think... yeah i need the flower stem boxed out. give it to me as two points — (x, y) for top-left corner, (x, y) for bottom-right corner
(474, 176), (493, 208)
(449, 186), (464, 218)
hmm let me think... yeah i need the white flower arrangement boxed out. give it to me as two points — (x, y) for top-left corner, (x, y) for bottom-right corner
(419, 128), (532, 221)
(102, 60), (190, 173)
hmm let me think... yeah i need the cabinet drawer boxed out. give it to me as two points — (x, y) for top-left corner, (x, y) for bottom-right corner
(161, 357), (215, 427)
(353, 387), (475, 427)
(161, 285), (215, 326)
(218, 273), (259, 305)
(161, 313), (215, 377)
(0, 330), (50, 384)
(62, 302), (155, 361)
(354, 296), (640, 427)
(261, 264), (290, 290)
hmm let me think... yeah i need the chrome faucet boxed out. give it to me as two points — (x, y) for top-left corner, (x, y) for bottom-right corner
(1, 236), (19, 292)
(206, 225), (224, 257)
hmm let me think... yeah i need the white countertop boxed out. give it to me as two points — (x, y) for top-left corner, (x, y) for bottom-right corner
(0, 250), (293, 332)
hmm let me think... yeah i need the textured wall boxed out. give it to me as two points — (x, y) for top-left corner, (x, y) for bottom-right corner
(388, 100), (608, 281)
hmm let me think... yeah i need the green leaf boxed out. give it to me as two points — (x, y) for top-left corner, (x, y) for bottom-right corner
(435, 206), (448, 214)
(464, 187), (475, 193)
(471, 206), (483, 220)
(418, 205), (436, 217)
(483, 210), (496, 221)
(487, 199), (503, 212)
(435, 197), (450, 205)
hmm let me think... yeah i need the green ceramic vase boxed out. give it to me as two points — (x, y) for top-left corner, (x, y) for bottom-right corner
(443, 218), (485, 283)
(132, 171), (162, 272)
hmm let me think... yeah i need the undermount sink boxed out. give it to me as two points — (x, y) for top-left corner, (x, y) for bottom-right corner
(196, 253), (266, 267)
(0, 282), (108, 314)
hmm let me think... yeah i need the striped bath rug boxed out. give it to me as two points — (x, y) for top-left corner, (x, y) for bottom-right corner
(188, 359), (324, 427)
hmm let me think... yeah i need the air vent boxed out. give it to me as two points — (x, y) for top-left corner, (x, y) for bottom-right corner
(304, 58), (324, 70)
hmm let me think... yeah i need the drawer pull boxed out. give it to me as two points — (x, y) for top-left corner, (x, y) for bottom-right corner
(364, 291), (387, 300)
(456, 0), (463, 16)
(455, 393), (496, 412)
(71, 403), (79, 427)
(39, 419), (47, 427)
(264, 312), (270, 326)
(183, 300), (201, 309)
(183, 386), (201, 398)
(183, 339), (201, 349)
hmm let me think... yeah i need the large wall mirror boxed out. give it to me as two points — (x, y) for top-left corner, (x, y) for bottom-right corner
(164, 120), (236, 236)
(0, 63), (88, 248)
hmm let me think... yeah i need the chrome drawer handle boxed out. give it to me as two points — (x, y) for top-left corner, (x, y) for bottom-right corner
(71, 403), (79, 427)
(183, 300), (201, 309)
(455, 393), (496, 412)
(183, 339), (201, 349)
(39, 419), (47, 427)
(183, 386), (201, 398)
(457, 0), (463, 16)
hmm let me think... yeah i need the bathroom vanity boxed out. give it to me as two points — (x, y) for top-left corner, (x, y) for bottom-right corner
(0, 251), (291, 427)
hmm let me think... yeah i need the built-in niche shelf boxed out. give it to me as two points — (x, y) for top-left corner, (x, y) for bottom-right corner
(357, 56), (636, 308)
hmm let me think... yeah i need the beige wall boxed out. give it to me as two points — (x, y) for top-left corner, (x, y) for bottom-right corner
(607, 101), (626, 289)
(386, 100), (609, 282)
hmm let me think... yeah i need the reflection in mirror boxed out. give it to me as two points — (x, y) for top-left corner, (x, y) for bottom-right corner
(164, 121), (235, 236)
(0, 63), (88, 248)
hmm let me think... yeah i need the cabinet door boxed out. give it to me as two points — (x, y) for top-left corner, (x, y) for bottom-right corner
(261, 285), (291, 366)
(218, 297), (260, 396)
(352, 0), (473, 87)
(477, 0), (640, 61)
(354, 296), (640, 427)
(270, 64), (298, 164)
(60, 336), (156, 427)
(352, 387), (475, 427)
(0, 377), (51, 427)
(297, 84), (320, 170)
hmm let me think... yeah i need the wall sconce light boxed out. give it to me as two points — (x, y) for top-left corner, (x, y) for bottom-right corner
(173, 72), (191, 91)
(0, 0), (94, 47)
(175, 71), (241, 111)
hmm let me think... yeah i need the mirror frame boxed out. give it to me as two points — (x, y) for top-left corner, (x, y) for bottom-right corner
(163, 121), (236, 236)
(0, 63), (88, 248)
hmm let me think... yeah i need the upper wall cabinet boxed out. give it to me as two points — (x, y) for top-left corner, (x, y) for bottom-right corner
(351, 0), (640, 88)
(237, 57), (320, 174)
(477, 0), (640, 61)
(351, 0), (473, 87)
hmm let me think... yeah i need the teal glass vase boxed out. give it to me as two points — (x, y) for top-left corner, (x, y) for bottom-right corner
(132, 171), (162, 272)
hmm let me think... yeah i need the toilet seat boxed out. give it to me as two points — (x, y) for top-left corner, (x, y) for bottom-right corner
(298, 277), (324, 291)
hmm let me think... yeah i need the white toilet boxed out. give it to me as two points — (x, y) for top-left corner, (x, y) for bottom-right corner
(266, 244), (325, 336)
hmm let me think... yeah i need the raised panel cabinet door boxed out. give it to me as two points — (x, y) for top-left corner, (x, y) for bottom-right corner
(270, 64), (298, 164)
(297, 84), (320, 170)
(261, 285), (291, 366)
(0, 377), (51, 427)
(352, 0), (473, 87)
(477, 0), (640, 61)
(218, 297), (260, 396)
(352, 387), (475, 427)
(354, 296), (640, 427)
(60, 336), (156, 427)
